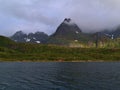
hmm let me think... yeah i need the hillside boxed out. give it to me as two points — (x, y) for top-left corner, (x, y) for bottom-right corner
(48, 18), (93, 45)
(52, 18), (82, 39)
(0, 42), (120, 61)
(0, 36), (18, 55)
(8, 18), (120, 47)
(0, 36), (15, 47)
(0, 35), (120, 61)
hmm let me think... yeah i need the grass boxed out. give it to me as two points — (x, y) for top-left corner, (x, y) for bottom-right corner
(0, 43), (120, 61)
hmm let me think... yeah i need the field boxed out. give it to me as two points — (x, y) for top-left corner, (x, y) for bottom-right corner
(0, 36), (120, 62)
(0, 43), (120, 61)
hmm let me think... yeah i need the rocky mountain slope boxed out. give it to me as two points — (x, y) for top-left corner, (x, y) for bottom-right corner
(10, 18), (120, 46)
(10, 31), (49, 43)
(48, 18), (93, 45)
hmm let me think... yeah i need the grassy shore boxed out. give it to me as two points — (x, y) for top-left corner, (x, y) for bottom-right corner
(0, 44), (120, 62)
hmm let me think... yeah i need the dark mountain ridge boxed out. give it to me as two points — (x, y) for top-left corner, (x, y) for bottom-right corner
(9, 18), (120, 46)
(52, 18), (82, 39)
(10, 31), (49, 43)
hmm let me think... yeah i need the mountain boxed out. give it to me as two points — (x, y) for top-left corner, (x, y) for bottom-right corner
(10, 31), (27, 42)
(9, 18), (120, 46)
(112, 26), (120, 38)
(52, 18), (82, 39)
(10, 31), (49, 43)
(98, 26), (120, 40)
(48, 18), (93, 45)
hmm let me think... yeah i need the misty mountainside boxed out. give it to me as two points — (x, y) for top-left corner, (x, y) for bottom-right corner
(97, 25), (120, 40)
(10, 18), (94, 45)
(48, 18), (94, 45)
(48, 18), (120, 46)
(52, 18), (82, 39)
(49, 18), (120, 45)
(10, 31), (49, 43)
(9, 18), (120, 46)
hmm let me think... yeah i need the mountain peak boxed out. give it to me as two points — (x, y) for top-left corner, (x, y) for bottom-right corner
(51, 18), (82, 41)
(63, 18), (75, 25)
(64, 18), (71, 22)
(10, 31), (49, 43)
(14, 31), (25, 36)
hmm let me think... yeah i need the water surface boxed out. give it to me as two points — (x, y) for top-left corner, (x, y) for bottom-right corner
(0, 62), (120, 90)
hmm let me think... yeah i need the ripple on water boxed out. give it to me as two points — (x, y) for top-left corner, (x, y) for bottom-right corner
(0, 83), (9, 90)
(0, 62), (120, 90)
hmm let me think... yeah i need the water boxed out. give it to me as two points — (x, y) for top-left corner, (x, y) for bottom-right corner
(0, 62), (120, 90)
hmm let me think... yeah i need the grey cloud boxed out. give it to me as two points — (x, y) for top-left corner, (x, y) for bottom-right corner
(0, 0), (120, 35)
(0, 0), (56, 25)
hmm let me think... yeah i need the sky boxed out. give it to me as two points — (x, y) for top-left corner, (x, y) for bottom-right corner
(0, 0), (120, 36)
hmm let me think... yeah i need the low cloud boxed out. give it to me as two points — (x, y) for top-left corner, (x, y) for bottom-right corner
(0, 0), (120, 35)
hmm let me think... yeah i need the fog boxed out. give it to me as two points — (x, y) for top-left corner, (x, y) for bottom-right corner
(0, 0), (120, 36)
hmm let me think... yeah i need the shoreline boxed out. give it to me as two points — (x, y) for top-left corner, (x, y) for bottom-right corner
(0, 59), (119, 62)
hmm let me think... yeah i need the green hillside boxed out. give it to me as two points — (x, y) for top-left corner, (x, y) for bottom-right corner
(0, 36), (19, 59)
(0, 35), (120, 61)
(0, 36), (15, 47)
(0, 43), (120, 61)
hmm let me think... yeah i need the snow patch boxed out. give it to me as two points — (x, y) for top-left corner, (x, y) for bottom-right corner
(36, 41), (41, 43)
(105, 33), (114, 39)
(75, 40), (78, 42)
(24, 38), (30, 42)
(76, 31), (79, 34)
(24, 38), (31, 42)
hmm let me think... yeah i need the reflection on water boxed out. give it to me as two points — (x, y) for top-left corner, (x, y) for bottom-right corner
(0, 62), (120, 90)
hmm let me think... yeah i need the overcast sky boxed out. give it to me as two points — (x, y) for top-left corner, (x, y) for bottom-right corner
(0, 0), (120, 36)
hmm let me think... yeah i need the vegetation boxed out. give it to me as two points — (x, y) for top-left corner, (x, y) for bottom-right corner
(0, 36), (120, 62)
(0, 44), (120, 61)
(0, 36), (15, 47)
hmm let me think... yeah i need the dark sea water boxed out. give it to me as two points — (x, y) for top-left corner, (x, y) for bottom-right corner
(0, 62), (120, 90)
